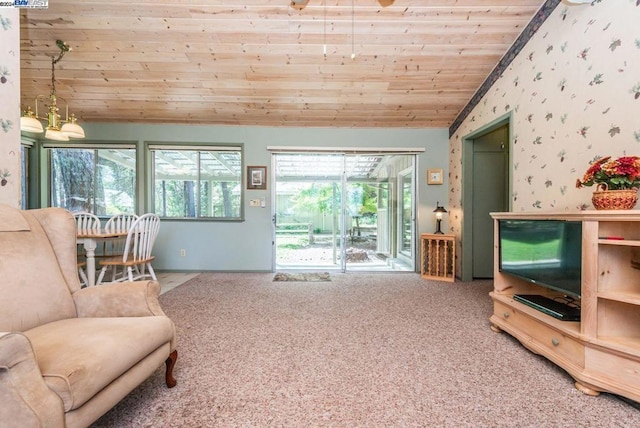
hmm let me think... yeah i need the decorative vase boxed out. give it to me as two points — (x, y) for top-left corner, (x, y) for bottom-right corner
(592, 184), (638, 210)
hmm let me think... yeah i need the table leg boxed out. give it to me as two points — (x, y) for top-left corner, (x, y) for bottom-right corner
(83, 238), (97, 287)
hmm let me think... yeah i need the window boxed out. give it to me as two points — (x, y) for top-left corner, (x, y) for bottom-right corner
(48, 145), (136, 215)
(150, 145), (242, 219)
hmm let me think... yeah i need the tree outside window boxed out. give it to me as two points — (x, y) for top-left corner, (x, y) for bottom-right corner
(50, 147), (136, 215)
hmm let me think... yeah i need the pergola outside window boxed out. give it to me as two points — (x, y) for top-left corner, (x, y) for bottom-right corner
(150, 145), (242, 220)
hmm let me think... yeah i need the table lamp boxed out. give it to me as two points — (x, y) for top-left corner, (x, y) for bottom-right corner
(433, 202), (447, 234)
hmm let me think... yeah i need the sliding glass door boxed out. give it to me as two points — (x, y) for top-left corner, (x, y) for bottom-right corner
(273, 153), (344, 269)
(272, 152), (416, 272)
(397, 167), (415, 267)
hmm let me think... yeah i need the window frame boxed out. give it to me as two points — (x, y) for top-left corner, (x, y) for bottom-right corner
(43, 141), (138, 216)
(147, 142), (245, 222)
(20, 139), (34, 210)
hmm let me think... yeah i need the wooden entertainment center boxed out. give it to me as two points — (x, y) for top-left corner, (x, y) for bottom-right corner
(490, 211), (640, 403)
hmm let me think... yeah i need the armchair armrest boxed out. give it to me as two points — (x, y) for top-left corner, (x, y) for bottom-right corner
(73, 280), (167, 318)
(0, 332), (64, 425)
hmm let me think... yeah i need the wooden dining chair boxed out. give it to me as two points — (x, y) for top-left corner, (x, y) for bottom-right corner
(73, 212), (100, 287)
(96, 213), (160, 284)
(102, 213), (138, 254)
(105, 213), (139, 235)
(77, 259), (89, 287)
(96, 213), (139, 280)
(74, 212), (101, 235)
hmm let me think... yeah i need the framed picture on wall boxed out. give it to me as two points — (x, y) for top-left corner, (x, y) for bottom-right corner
(247, 166), (267, 190)
(427, 169), (443, 185)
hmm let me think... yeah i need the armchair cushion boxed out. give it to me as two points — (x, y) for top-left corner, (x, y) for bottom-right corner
(73, 280), (167, 319)
(24, 317), (174, 412)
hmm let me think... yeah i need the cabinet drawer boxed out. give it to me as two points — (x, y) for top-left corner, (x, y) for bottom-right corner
(494, 300), (585, 367)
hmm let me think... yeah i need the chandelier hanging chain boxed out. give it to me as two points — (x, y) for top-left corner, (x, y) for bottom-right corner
(50, 40), (70, 97)
(50, 54), (56, 97)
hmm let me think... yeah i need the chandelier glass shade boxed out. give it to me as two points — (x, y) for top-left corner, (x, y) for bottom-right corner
(20, 40), (85, 141)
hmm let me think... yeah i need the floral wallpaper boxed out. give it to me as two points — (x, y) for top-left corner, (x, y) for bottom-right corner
(0, 9), (20, 207)
(448, 0), (640, 271)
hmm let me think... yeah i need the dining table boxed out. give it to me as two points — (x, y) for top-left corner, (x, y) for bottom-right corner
(77, 230), (128, 286)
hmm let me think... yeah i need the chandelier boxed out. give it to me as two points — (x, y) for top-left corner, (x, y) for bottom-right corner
(20, 40), (85, 141)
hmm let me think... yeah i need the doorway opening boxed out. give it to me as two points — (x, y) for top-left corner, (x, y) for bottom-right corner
(461, 114), (511, 281)
(272, 152), (416, 273)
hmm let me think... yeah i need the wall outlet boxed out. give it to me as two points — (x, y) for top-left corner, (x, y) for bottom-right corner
(180, 249), (186, 257)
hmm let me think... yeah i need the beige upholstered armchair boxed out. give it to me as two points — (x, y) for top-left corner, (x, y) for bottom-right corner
(0, 205), (177, 428)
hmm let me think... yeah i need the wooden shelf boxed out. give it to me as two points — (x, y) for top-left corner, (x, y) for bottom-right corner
(420, 233), (455, 282)
(598, 291), (640, 306)
(492, 293), (581, 336)
(592, 336), (640, 355)
(598, 239), (640, 246)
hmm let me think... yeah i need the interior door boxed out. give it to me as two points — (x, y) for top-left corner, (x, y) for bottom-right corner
(471, 125), (509, 278)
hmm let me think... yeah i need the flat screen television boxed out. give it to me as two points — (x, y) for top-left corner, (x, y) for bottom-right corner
(498, 219), (582, 299)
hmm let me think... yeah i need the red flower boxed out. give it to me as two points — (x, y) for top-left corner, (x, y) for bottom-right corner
(576, 155), (640, 190)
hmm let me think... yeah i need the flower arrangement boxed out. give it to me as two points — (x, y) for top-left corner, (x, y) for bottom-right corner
(576, 156), (640, 191)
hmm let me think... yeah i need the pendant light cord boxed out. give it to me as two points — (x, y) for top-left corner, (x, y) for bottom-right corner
(323, 0), (327, 56)
(351, 0), (355, 59)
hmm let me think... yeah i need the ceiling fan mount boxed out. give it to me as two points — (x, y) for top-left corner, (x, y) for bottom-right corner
(290, 0), (394, 10)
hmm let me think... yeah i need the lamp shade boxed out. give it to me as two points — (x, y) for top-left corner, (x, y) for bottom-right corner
(433, 202), (447, 234)
(61, 122), (86, 139)
(45, 128), (70, 141)
(433, 203), (447, 217)
(20, 115), (44, 133)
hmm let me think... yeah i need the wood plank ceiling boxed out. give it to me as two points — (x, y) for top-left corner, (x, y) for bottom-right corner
(19, 0), (548, 128)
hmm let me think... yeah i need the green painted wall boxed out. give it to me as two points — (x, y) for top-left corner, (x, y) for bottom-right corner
(81, 123), (449, 271)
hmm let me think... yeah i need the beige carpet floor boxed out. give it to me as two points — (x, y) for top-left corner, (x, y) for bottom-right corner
(93, 272), (640, 427)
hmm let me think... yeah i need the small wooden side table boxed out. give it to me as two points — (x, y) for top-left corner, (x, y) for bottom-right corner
(421, 233), (455, 282)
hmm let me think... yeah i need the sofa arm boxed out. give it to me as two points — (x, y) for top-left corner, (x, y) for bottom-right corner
(73, 280), (167, 318)
(0, 332), (64, 426)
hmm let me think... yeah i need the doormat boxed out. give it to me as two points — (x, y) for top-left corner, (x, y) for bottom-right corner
(273, 272), (331, 282)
